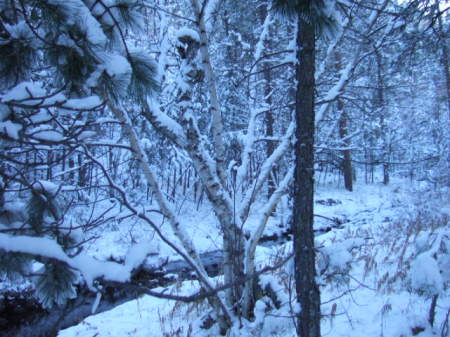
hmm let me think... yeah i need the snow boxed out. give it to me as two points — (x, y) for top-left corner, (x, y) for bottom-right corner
(58, 291), (176, 337)
(91, 292), (102, 314)
(104, 54), (132, 78)
(2, 83), (66, 108)
(0, 103), (9, 121)
(1, 81), (46, 102)
(146, 98), (187, 145)
(254, 12), (271, 61)
(410, 252), (443, 296)
(33, 180), (60, 196)
(316, 62), (352, 123)
(140, 137), (152, 150)
(3, 153), (449, 337)
(8, 175), (443, 337)
(29, 110), (52, 123)
(64, 95), (102, 110)
(0, 120), (22, 139)
(48, 0), (106, 45)
(320, 240), (353, 273)
(0, 233), (160, 289)
(32, 130), (64, 142)
(1, 0), (448, 336)
(0, 234), (71, 264)
(175, 27), (200, 43)
(124, 241), (158, 270)
(78, 130), (97, 140)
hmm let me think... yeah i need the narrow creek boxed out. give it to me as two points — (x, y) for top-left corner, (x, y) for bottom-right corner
(2, 215), (344, 337)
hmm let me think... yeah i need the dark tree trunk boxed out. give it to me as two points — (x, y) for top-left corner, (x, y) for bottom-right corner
(68, 157), (74, 184)
(77, 154), (87, 187)
(293, 16), (321, 337)
(61, 149), (66, 180)
(428, 294), (438, 327)
(46, 151), (53, 181)
(375, 51), (389, 185)
(436, 2), (450, 118)
(442, 41), (450, 119)
(335, 52), (353, 192)
(438, 30), (450, 187)
(0, 164), (5, 207)
(339, 108), (353, 191)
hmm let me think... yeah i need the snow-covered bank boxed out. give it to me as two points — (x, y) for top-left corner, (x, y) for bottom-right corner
(58, 181), (450, 337)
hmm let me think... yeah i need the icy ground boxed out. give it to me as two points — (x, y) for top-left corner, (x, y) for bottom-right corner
(58, 179), (450, 337)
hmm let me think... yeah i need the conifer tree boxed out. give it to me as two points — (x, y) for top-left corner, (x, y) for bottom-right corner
(0, 0), (157, 308)
(272, 1), (338, 336)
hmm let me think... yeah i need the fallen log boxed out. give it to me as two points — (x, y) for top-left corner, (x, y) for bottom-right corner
(2, 216), (346, 337)
(1, 252), (220, 337)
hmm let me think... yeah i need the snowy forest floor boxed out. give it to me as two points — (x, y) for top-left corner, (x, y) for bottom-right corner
(24, 178), (450, 336)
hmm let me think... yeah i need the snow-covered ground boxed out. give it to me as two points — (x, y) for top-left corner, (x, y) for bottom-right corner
(57, 178), (450, 337)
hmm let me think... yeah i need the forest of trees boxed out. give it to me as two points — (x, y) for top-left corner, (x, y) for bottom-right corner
(0, 0), (449, 336)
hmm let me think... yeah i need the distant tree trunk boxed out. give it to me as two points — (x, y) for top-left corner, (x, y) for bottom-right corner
(61, 149), (66, 180)
(293, 16), (321, 337)
(442, 41), (450, 119)
(436, 1), (450, 118)
(0, 164), (4, 207)
(435, 6), (450, 187)
(33, 152), (38, 181)
(68, 157), (74, 184)
(428, 294), (438, 326)
(339, 107), (353, 191)
(108, 147), (116, 198)
(265, 68), (276, 197)
(78, 154), (87, 187)
(376, 51), (389, 185)
(257, 4), (276, 198)
(335, 51), (353, 191)
(47, 150), (53, 181)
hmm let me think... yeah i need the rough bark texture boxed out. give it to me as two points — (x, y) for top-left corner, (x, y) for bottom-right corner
(294, 17), (321, 337)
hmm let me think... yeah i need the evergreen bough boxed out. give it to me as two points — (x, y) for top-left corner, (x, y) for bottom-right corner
(0, 0), (158, 308)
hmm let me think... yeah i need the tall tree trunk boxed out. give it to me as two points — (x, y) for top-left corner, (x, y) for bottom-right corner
(338, 106), (353, 191)
(255, 3), (276, 198)
(435, 2), (450, 187)
(189, 0), (227, 187)
(335, 51), (353, 191)
(46, 150), (53, 181)
(376, 51), (389, 185)
(440, 37), (450, 118)
(436, 1), (450, 118)
(68, 157), (74, 184)
(78, 154), (87, 187)
(265, 66), (276, 197)
(293, 16), (321, 337)
(0, 162), (4, 208)
(258, 5), (276, 198)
